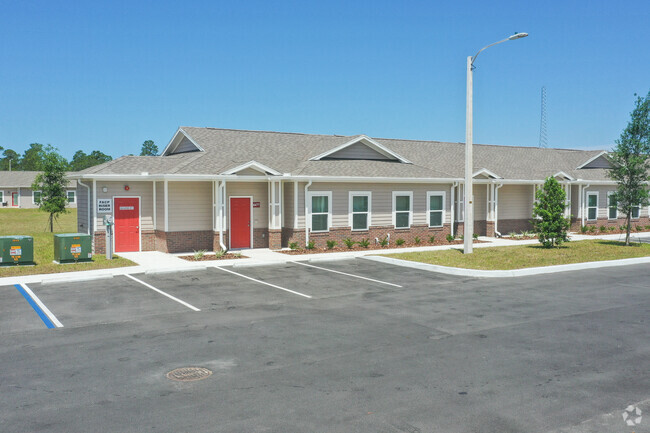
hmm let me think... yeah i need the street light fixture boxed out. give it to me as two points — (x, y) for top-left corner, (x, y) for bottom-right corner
(463, 32), (528, 254)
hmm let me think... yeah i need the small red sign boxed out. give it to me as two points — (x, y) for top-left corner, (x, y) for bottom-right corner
(253, 202), (260, 208)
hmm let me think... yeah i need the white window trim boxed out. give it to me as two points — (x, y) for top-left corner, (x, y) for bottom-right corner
(426, 191), (446, 228)
(392, 191), (413, 229)
(67, 190), (76, 203)
(32, 190), (42, 205)
(631, 204), (641, 220)
(348, 191), (371, 231)
(307, 191), (332, 233)
(0, 191), (3, 203)
(586, 191), (599, 221)
(607, 191), (618, 220)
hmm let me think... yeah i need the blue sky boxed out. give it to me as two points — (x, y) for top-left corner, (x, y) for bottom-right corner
(1, 0), (648, 160)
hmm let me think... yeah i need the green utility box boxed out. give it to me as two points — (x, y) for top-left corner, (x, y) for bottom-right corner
(0, 236), (34, 266)
(54, 233), (92, 264)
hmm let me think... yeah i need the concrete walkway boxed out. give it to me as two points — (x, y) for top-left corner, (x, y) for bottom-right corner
(2, 232), (649, 285)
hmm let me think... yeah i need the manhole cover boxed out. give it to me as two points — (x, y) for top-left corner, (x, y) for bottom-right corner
(166, 367), (213, 382)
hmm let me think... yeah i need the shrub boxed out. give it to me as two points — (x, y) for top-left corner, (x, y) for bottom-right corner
(599, 225), (607, 232)
(507, 231), (517, 237)
(414, 236), (421, 245)
(289, 242), (299, 250)
(343, 237), (355, 249)
(587, 225), (596, 233)
(636, 225), (643, 232)
(428, 235), (436, 243)
(305, 241), (315, 250)
(326, 240), (337, 249)
(620, 225), (627, 231)
(531, 177), (571, 248)
(646, 225), (650, 230)
(358, 238), (370, 248)
(378, 236), (389, 247)
(193, 249), (206, 260)
(395, 238), (405, 246)
(214, 249), (226, 259)
(473, 233), (479, 240)
(608, 226), (616, 231)
(580, 225), (588, 233)
(446, 234), (455, 243)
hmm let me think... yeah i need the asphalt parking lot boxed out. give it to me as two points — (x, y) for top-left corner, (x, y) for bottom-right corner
(1, 258), (649, 433)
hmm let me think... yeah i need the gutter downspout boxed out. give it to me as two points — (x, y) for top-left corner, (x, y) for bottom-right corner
(451, 182), (458, 237)
(304, 180), (312, 245)
(77, 179), (91, 235)
(494, 183), (503, 237)
(581, 184), (590, 227)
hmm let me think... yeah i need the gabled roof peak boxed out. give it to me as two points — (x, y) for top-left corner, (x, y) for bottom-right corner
(309, 135), (412, 164)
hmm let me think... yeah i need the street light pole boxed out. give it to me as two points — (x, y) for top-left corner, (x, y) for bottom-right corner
(463, 32), (528, 254)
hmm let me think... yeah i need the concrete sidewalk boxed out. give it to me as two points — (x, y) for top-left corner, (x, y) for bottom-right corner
(2, 232), (649, 285)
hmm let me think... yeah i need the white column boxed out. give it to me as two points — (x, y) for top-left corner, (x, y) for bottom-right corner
(153, 181), (157, 230)
(164, 180), (169, 232)
(293, 180), (298, 228)
(92, 180), (97, 233)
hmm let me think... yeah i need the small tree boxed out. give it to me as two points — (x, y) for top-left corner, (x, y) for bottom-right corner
(32, 146), (69, 232)
(608, 91), (650, 245)
(532, 177), (570, 248)
(140, 140), (159, 156)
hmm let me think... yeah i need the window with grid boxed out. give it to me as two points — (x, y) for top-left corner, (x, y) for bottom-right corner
(67, 190), (76, 203)
(393, 193), (412, 229)
(311, 194), (330, 232)
(632, 204), (640, 219)
(350, 193), (370, 231)
(587, 193), (598, 220)
(33, 190), (42, 204)
(607, 192), (617, 219)
(427, 192), (445, 227)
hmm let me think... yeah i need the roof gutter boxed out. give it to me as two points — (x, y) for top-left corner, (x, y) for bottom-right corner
(304, 180), (312, 245)
(77, 179), (91, 235)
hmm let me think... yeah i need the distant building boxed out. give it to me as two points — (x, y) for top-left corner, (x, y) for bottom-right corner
(0, 171), (77, 209)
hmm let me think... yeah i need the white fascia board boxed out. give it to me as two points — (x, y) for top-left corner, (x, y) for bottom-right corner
(553, 171), (576, 181)
(576, 151), (608, 169)
(472, 168), (502, 179)
(161, 127), (205, 156)
(309, 135), (412, 164)
(221, 160), (281, 176)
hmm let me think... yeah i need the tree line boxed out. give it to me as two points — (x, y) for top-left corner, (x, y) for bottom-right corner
(0, 140), (159, 172)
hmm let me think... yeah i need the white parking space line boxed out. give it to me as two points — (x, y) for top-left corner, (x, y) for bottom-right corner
(124, 274), (200, 311)
(213, 267), (312, 299)
(21, 283), (64, 328)
(290, 261), (403, 288)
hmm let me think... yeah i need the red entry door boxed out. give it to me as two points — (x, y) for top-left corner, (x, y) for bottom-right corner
(12, 192), (18, 207)
(114, 197), (140, 252)
(230, 198), (251, 249)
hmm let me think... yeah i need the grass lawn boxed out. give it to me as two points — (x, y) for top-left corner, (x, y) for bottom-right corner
(382, 239), (650, 270)
(0, 208), (135, 277)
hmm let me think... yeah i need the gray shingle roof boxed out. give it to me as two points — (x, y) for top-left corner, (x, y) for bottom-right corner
(77, 127), (612, 182)
(0, 171), (77, 188)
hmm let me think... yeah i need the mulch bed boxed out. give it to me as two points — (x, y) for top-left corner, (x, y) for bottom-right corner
(276, 239), (484, 255)
(577, 228), (650, 236)
(179, 254), (248, 261)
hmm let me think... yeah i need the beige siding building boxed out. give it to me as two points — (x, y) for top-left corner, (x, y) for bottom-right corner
(0, 171), (77, 210)
(70, 127), (648, 254)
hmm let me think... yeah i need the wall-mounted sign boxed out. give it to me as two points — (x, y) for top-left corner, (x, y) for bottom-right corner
(253, 202), (261, 208)
(97, 199), (112, 213)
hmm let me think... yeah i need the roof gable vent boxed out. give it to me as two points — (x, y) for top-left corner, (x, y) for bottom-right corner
(310, 135), (412, 163)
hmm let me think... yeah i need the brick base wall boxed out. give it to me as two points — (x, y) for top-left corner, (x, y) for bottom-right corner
(570, 217), (650, 231)
(498, 219), (534, 235)
(268, 229), (282, 250)
(93, 232), (106, 254)
(253, 228), (269, 248)
(142, 230), (155, 251)
(154, 230), (214, 253)
(282, 224), (452, 250)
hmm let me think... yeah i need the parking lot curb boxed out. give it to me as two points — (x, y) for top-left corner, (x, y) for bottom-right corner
(40, 273), (114, 285)
(363, 255), (650, 278)
(231, 260), (288, 268)
(145, 265), (207, 275)
(307, 256), (354, 263)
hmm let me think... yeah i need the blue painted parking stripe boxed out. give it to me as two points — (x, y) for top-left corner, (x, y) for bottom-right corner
(14, 284), (55, 329)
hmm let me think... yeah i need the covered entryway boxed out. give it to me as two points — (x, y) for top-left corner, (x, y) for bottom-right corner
(230, 197), (252, 249)
(114, 197), (140, 252)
